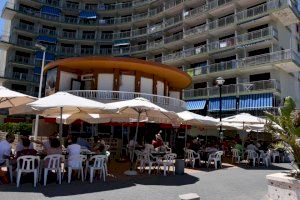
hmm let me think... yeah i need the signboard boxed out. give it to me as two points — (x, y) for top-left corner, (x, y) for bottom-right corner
(45, 67), (57, 96)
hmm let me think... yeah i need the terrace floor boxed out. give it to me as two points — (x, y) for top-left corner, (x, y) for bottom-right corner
(0, 162), (292, 200)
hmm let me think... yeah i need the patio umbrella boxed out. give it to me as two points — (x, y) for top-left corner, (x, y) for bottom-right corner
(0, 86), (37, 108)
(27, 92), (106, 139)
(177, 111), (219, 148)
(104, 97), (180, 176)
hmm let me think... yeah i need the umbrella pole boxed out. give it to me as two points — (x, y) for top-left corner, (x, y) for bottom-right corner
(59, 107), (63, 142)
(184, 122), (187, 149)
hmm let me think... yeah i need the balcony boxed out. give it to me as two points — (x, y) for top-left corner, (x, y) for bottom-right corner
(208, 36), (235, 52)
(112, 47), (130, 55)
(17, 23), (35, 32)
(184, 5), (207, 19)
(62, 32), (76, 39)
(183, 79), (280, 99)
(60, 47), (75, 56)
(208, 15), (235, 30)
(164, 32), (183, 44)
(132, 28), (147, 37)
(82, 33), (96, 40)
(99, 48), (112, 55)
(207, 0), (233, 11)
(7, 72), (39, 83)
(186, 49), (300, 78)
(67, 90), (186, 112)
(165, 15), (182, 28)
(39, 28), (56, 37)
(165, 0), (182, 10)
(13, 55), (34, 65)
(148, 40), (164, 50)
(81, 48), (94, 55)
(100, 33), (113, 40)
(16, 39), (33, 48)
(113, 31), (131, 39)
(133, 12), (148, 22)
(236, 26), (278, 45)
(131, 44), (147, 53)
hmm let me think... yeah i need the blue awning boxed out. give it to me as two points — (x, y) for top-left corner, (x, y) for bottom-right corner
(239, 93), (273, 110)
(114, 39), (130, 46)
(35, 51), (55, 61)
(41, 6), (61, 16)
(186, 100), (206, 111)
(79, 11), (97, 19)
(37, 35), (57, 44)
(34, 66), (41, 74)
(208, 97), (237, 112)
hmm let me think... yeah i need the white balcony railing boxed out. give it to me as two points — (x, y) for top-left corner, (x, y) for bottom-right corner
(183, 79), (280, 99)
(67, 90), (186, 112)
(237, 26), (278, 44)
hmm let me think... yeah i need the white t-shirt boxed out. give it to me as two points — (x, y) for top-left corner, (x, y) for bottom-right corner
(15, 142), (34, 152)
(0, 140), (12, 164)
(67, 144), (81, 168)
(247, 144), (258, 151)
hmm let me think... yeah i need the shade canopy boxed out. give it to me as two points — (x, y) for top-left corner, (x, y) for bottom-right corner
(222, 113), (266, 125)
(104, 97), (180, 124)
(0, 86), (37, 109)
(177, 111), (218, 126)
(27, 92), (106, 116)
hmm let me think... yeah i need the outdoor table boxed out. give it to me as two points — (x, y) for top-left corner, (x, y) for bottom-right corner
(151, 151), (166, 158)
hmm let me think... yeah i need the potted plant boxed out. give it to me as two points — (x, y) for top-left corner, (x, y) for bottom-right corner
(265, 97), (300, 171)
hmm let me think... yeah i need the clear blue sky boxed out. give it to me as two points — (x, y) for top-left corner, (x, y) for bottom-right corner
(0, 0), (6, 35)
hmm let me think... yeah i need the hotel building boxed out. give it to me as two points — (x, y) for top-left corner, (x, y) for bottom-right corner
(1, 0), (300, 116)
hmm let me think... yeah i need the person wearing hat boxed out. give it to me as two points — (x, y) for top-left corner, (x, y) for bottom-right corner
(152, 131), (164, 148)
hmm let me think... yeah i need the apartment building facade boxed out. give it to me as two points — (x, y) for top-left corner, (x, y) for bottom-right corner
(0, 0), (300, 115)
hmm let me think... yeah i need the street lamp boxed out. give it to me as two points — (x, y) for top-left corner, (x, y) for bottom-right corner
(33, 43), (46, 142)
(216, 77), (225, 141)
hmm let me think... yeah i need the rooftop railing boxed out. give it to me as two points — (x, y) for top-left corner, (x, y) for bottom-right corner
(67, 90), (186, 112)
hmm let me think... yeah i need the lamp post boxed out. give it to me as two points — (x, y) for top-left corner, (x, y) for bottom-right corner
(216, 77), (225, 142)
(33, 43), (46, 143)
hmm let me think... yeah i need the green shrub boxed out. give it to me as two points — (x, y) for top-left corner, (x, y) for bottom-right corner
(0, 122), (32, 135)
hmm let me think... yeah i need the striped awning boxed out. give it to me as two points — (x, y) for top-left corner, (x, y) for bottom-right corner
(239, 93), (273, 110)
(208, 97), (237, 112)
(186, 100), (206, 111)
(37, 35), (57, 44)
(79, 11), (97, 19)
(35, 51), (55, 61)
(41, 6), (61, 16)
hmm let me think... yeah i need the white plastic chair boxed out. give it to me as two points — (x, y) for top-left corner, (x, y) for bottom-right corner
(141, 152), (158, 175)
(207, 151), (223, 169)
(157, 153), (177, 176)
(16, 156), (40, 187)
(134, 150), (144, 171)
(67, 155), (87, 183)
(104, 145), (110, 151)
(258, 150), (270, 167)
(43, 154), (64, 186)
(246, 150), (258, 167)
(144, 144), (154, 153)
(184, 149), (201, 168)
(85, 155), (107, 183)
(271, 150), (280, 163)
(231, 149), (241, 164)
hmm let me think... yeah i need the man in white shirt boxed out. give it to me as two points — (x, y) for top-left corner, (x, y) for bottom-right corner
(247, 142), (259, 151)
(67, 137), (81, 168)
(0, 133), (15, 165)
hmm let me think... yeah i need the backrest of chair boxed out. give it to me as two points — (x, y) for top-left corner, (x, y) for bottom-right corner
(144, 144), (154, 152)
(90, 155), (106, 168)
(134, 150), (143, 160)
(185, 149), (195, 159)
(247, 150), (257, 158)
(231, 149), (239, 157)
(104, 145), (110, 151)
(44, 154), (63, 169)
(142, 152), (152, 161)
(17, 156), (40, 171)
(215, 151), (223, 159)
(164, 153), (177, 162)
(68, 155), (86, 168)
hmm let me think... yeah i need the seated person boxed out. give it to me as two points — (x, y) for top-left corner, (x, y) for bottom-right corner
(77, 137), (91, 150)
(0, 133), (15, 166)
(31, 132), (57, 151)
(46, 138), (62, 155)
(152, 132), (164, 149)
(95, 144), (108, 156)
(190, 138), (201, 152)
(15, 135), (34, 153)
(67, 137), (81, 168)
(247, 142), (258, 151)
(16, 138), (37, 158)
(234, 141), (243, 156)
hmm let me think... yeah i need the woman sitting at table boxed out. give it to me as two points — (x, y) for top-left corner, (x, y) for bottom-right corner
(46, 138), (62, 155)
(152, 132), (164, 148)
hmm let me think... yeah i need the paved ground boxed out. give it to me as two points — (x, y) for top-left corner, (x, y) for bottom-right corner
(0, 163), (292, 200)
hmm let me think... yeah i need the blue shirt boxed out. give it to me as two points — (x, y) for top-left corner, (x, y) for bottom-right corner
(77, 138), (91, 150)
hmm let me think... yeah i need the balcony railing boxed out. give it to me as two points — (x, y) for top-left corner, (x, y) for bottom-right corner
(13, 55), (33, 65)
(186, 49), (300, 77)
(16, 39), (33, 47)
(67, 90), (186, 112)
(60, 46), (75, 55)
(184, 24), (208, 37)
(112, 47), (130, 55)
(131, 44), (147, 53)
(39, 28), (56, 36)
(132, 28), (147, 37)
(165, 15), (182, 27)
(183, 79), (280, 99)
(17, 23), (35, 32)
(8, 72), (39, 83)
(208, 37), (235, 52)
(81, 48), (94, 55)
(237, 26), (278, 44)
(148, 40), (164, 49)
(164, 32), (183, 44)
(207, 0), (233, 10)
(208, 14), (235, 30)
(62, 32), (76, 39)
(184, 4), (207, 19)
(82, 33), (96, 40)
(165, 0), (182, 10)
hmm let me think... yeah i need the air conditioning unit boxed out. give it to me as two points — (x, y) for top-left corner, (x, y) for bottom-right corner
(81, 74), (94, 81)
